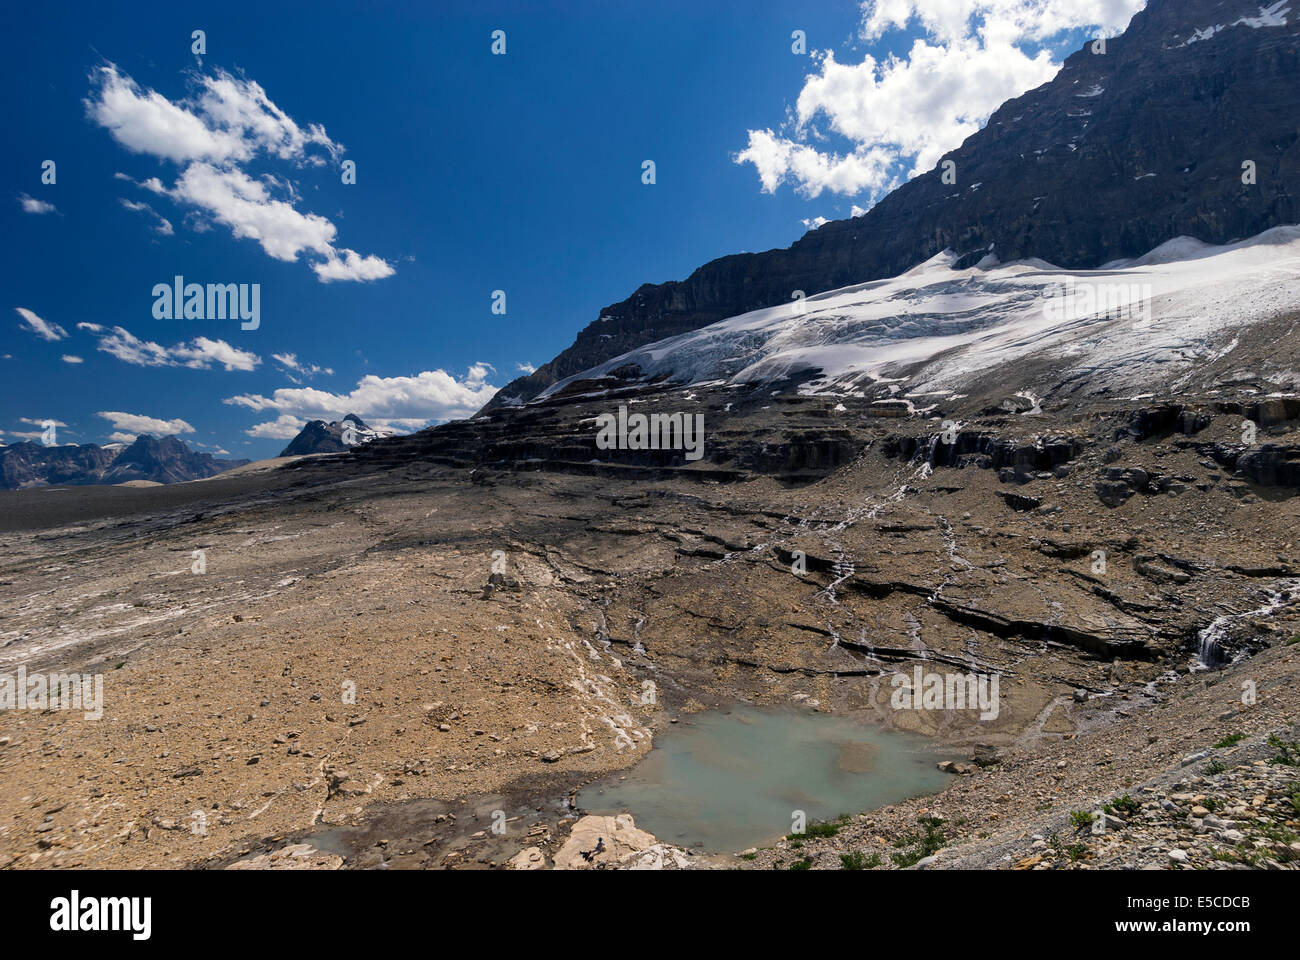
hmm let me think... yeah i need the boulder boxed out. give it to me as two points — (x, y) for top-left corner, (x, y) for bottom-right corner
(507, 846), (547, 870)
(552, 814), (658, 869)
(997, 490), (1041, 511)
(1095, 481), (1133, 508)
(226, 843), (343, 870)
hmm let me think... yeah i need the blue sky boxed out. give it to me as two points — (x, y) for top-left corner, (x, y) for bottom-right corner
(0, 0), (1136, 459)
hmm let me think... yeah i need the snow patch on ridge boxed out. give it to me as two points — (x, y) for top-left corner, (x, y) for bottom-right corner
(1180, 1), (1291, 46)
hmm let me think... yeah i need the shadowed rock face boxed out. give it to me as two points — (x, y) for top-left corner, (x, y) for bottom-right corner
(485, 0), (1300, 411)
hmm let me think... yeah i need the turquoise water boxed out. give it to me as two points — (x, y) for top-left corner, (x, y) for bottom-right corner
(577, 705), (947, 853)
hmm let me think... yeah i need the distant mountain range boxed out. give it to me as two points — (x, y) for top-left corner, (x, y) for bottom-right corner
(484, 0), (1300, 412)
(278, 414), (387, 457)
(0, 435), (250, 489)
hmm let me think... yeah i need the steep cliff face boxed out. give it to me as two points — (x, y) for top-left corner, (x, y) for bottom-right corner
(484, 0), (1299, 411)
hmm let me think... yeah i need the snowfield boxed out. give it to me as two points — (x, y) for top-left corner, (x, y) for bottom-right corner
(541, 226), (1300, 403)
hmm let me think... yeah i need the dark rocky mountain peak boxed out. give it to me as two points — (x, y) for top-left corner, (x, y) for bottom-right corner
(279, 413), (385, 457)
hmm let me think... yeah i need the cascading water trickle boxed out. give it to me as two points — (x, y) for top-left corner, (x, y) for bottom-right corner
(1195, 620), (1227, 669)
(1193, 580), (1300, 670)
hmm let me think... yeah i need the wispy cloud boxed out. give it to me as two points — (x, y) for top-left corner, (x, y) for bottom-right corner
(76, 322), (259, 371)
(18, 193), (58, 215)
(9, 418), (70, 442)
(15, 307), (68, 341)
(272, 352), (333, 384)
(119, 197), (174, 235)
(87, 63), (393, 282)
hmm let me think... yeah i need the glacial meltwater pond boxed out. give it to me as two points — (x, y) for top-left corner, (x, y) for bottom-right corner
(577, 705), (949, 853)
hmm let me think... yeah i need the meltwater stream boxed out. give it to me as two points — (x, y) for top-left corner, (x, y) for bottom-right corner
(1194, 578), (1300, 669)
(577, 705), (948, 854)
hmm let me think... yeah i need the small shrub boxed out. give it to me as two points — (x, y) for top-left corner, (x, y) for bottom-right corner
(1267, 735), (1300, 767)
(891, 816), (946, 867)
(1048, 832), (1090, 863)
(1108, 794), (1140, 816)
(804, 820), (841, 839)
(840, 850), (881, 870)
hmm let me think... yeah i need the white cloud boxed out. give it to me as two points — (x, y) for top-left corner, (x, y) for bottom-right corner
(272, 352), (333, 384)
(18, 193), (57, 215)
(736, 128), (897, 199)
(87, 63), (392, 282)
(61, 355), (84, 364)
(15, 307), (68, 341)
(81, 323), (260, 372)
(194, 70), (339, 163)
(312, 247), (396, 283)
(88, 66), (246, 163)
(115, 171), (168, 195)
(802, 216), (830, 231)
(515, 361), (537, 374)
(97, 411), (195, 439)
(119, 197), (174, 235)
(227, 364), (499, 435)
(735, 1), (1144, 201)
(858, 0), (1143, 45)
(170, 162), (338, 262)
(245, 414), (307, 440)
